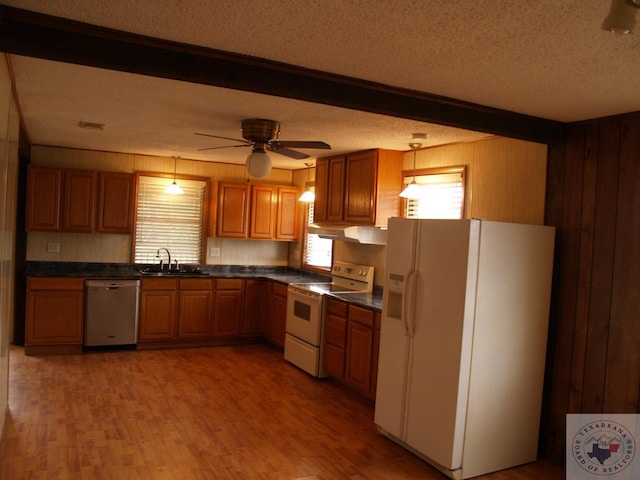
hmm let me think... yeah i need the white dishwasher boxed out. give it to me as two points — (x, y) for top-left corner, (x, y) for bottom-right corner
(85, 279), (140, 347)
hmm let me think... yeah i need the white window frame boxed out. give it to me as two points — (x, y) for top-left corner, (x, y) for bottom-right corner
(402, 166), (466, 219)
(133, 173), (209, 265)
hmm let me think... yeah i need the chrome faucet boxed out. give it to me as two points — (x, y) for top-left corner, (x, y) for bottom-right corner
(156, 248), (172, 270)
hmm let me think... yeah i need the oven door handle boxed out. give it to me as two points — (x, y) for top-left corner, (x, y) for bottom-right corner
(288, 285), (323, 303)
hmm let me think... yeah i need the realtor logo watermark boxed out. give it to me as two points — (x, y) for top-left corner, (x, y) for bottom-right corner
(567, 414), (639, 479)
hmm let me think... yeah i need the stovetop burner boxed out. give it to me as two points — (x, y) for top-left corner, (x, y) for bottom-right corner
(290, 261), (375, 295)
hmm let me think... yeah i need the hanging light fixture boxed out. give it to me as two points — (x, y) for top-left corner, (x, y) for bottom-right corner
(602, 0), (640, 35)
(298, 162), (315, 202)
(246, 145), (272, 178)
(165, 156), (184, 195)
(399, 134), (427, 199)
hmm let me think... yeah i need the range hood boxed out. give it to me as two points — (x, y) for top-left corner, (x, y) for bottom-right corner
(307, 224), (387, 245)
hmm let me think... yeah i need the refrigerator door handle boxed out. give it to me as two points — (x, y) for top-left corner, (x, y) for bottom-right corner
(405, 270), (418, 338)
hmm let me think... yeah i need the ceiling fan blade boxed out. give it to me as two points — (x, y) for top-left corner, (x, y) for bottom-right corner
(268, 145), (310, 159)
(195, 132), (251, 144)
(276, 140), (331, 149)
(197, 144), (252, 152)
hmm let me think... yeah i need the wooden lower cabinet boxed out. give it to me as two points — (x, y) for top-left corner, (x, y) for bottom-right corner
(323, 299), (379, 400)
(323, 297), (348, 379)
(267, 282), (288, 349)
(26, 277), (84, 352)
(138, 278), (178, 341)
(212, 278), (244, 337)
(242, 279), (264, 335)
(177, 279), (214, 339)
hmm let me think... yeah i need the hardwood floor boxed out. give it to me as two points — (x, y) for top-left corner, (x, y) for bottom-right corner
(0, 345), (564, 479)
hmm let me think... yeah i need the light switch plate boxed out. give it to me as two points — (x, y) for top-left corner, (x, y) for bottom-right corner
(47, 242), (60, 253)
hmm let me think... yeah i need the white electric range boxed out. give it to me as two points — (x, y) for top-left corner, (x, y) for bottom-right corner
(284, 261), (375, 378)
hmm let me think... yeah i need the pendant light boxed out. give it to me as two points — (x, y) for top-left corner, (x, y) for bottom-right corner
(165, 156), (184, 195)
(298, 162), (315, 202)
(399, 134), (426, 199)
(602, 0), (640, 35)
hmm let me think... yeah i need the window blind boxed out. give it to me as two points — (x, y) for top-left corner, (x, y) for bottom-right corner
(404, 171), (464, 219)
(134, 176), (206, 264)
(303, 190), (332, 269)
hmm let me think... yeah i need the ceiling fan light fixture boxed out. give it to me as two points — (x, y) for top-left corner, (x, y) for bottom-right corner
(603, 0), (638, 34)
(246, 147), (272, 178)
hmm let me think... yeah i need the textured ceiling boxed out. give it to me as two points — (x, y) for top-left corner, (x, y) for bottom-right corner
(4, 0), (639, 170)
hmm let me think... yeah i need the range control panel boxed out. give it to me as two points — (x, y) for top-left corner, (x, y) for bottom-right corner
(331, 261), (375, 289)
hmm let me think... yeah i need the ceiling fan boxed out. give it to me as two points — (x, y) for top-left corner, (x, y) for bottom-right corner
(195, 118), (331, 160)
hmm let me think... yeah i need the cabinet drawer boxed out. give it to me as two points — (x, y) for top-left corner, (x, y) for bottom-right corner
(273, 282), (288, 297)
(326, 297), (347, 317)
(141, 278), (178, 290)
(216, 278), (243, 290)
(348, 305), (374, 327)
(28, 277), (84, 291)
(179, 278), (214, 290)
(325, 314), (347, 348)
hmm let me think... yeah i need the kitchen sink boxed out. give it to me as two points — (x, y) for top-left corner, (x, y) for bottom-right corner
(138, 267), (208, 276)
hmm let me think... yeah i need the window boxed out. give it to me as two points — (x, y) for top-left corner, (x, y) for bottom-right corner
(134, 174), (208, 264)
(403, 167), (466, 219)
(302, 186), (332, 270)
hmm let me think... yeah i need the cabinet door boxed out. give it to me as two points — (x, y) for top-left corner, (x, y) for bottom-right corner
(25, 166), (61, 231)
(250, 184), (276, 239)
(138, 290), (178, 341)
(63, 169), (96, 232)
(345, 305), (375, 396)
(324, 298), (348, 379)
(25, 278), (84, 345)
(312, 158), (329, 222)
(275, 186), (299, 240)
(371, 311), (382, 399)
(270, 284), (288, 349)
(178, 290), (212, 338)
(212, 279), (244, 337)
(97, 172), (134, 233)
(327, 156), (346, 221)
(217, 182), (250, 238)
(242, 279), (264, 335)
(344, 150), (377, 224)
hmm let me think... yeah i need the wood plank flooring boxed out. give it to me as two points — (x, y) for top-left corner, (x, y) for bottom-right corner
(0, 345), (564, 479)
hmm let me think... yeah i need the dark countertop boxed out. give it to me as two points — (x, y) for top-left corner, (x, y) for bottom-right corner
(25, 261), (383, 311)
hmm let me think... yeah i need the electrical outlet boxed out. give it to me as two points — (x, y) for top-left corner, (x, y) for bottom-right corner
(210, 247), (221, 257)
(47, 242), (60, 253)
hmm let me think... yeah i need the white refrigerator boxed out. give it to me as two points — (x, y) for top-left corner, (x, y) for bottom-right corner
(374, 218), (555, 479)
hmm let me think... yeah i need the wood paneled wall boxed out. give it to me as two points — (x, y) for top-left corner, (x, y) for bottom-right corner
(542, 111), (640, 462)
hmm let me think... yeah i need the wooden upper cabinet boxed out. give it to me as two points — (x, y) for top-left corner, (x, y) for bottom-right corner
(312, 158), (329, 223)
(217, 182), (250, 238)
(327, 156), (346, 222)
(314, 149), (403, 227)
(344, 151), (376, 224)
(62, 169), (96, 232)
(26, 166), (62, 231)
(97, 172), (134, 233)
(250, 184), (277, 239)
(275, 186), (299, 240)
(313, 155), (346, 223)
(217, 182), (299, 241)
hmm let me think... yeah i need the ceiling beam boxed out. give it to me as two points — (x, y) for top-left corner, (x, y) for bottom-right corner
(0, 6), (566, 144)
